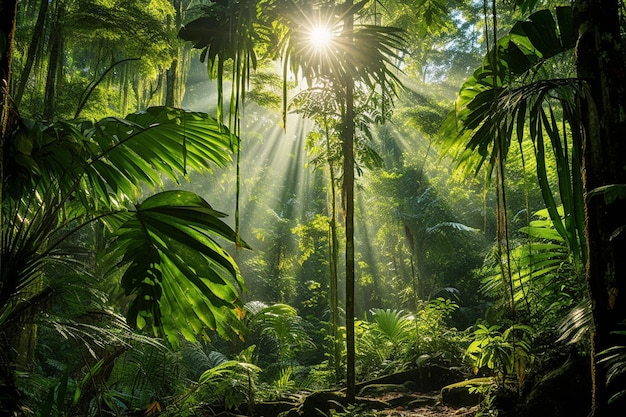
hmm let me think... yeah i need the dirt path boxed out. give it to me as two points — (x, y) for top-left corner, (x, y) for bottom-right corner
(360, 391), (478, 417)
(374, 404), (477, 417)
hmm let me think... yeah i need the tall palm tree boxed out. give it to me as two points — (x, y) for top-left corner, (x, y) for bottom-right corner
(291, 83), (388, 382)
(278, 0), (404, 400)
(178, 0), (405, 400)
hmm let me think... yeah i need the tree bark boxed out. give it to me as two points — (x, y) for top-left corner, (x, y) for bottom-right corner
(0, 1), (21, 412)
(14, 0), (49, 107)
(43, 0), (63, 119)
(575, 0), (626, 415)
(343, 0), (355, 402)
(165, 0), (183, 107)
(324, 117), (341, 382)
(1, 0), (18, 138)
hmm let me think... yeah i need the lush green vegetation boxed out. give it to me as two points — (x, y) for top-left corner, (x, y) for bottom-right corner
(1, 0), (625, 416)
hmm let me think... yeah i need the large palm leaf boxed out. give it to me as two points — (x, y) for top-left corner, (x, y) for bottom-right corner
(244, 300), (315, 360)
(177, 0), (274, 124)
(107, 190), (246, 345)
(481, 207), (584, 325)
(2, 106), (244, 348)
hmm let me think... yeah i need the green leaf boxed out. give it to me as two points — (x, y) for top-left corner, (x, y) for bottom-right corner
(109, 190), (245, 344)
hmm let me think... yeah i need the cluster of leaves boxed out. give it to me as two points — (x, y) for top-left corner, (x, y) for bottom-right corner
(3, 107), (244, 347)
(2, 106), (253, 417)
(465, 323), (534, 386)
(355, 299), (462, 379)
(480, 207), (585, 328)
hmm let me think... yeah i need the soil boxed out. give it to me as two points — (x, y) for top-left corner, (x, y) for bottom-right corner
(353, 391), (478, 417)
(244, 389), (480, 417)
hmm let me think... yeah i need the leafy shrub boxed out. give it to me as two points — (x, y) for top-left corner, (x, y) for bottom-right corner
(465, 323), (534, 386)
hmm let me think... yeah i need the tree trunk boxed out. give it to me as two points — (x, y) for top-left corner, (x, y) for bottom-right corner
(165, 58), (179, 107)
(43, 0), (63, 119)
(575, 0), (626, 415)
(165, 0), (183, 107)
(14, 0), (49, 107)
(1, 0), (17, 137)
(0, 0), (21, 412)
(343, 0), (355, 402)
(324, 118), (341, 383)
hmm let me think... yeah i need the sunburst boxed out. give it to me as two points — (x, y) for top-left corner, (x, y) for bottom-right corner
(309, 25), (333, 49)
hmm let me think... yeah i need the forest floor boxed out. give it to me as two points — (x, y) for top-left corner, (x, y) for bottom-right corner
(357, 391), (478, 417)
(217, 389), (479, 417)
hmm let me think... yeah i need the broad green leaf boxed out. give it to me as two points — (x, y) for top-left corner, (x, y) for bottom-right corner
(109, 190), (245, 345)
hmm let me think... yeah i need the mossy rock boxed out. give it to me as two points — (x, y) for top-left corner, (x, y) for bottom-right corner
(441, 377), (494, 407)
(358, 383), (410, 396)
(518, 355), (591, 417)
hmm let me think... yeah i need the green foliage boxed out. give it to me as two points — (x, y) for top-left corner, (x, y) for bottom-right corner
(598, 324), (626, 405)
(13, 0), (180, 118)
(356, 299), (462, 378)
(371, 308), (413, 343)
(67, 0), (177, 67)
(108, 190), (246, 346)
(439, 6), (585, 264)
(172, 345), (261, 413)
(480, 207), (585, 328)
(178, 0), (276, 125)
(35, 362), (101, 417)
(363, 166), (485, 303)
(2, 107), (245, 406)
(245, 301), (315, 362)
(292, 86), (389, 177)
(465, 323), (534, 386)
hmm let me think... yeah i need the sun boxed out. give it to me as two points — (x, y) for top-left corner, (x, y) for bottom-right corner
(309, 25), (333, 49)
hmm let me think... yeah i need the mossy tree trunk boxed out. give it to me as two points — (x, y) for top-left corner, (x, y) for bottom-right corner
(575, 0), (626, 415)
(0, 0), (21, 412)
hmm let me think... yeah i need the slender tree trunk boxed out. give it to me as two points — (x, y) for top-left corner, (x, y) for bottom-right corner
(14, 0), (49, 107)
(43, 0), (63, 119)
(165, 0), (183, 107)
(343, 0), (355, 402)
(165, 58), (179, 107)
(1, 0), (17, 138)
(0, 1), (21, 412)
(324, 118), (341, 382)
(575, 0), (626, 415)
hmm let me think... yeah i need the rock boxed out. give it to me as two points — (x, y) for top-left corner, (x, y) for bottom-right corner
(407, 395), (438, 408)
(441, 377), (494, 407)
(279, 390), (347, 417)
(358, 383), (410, 396)
(517, 355), (591, 417)
(252, 400), (298, 416)
(355, 365), (464, 392)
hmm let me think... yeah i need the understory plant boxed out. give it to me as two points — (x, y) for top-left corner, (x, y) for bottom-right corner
(355, 298), (462, 378)
(168, 346), (260, 415)
(465, 323), (534, 387)
(480, 208), (584, 331)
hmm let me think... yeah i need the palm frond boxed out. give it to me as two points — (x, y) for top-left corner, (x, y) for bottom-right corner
(3, 107), (243, 352)
(439, 6), (586, 262)
(108, 191), (247, 346)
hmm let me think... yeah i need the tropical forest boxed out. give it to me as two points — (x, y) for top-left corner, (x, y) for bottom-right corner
(1, 0), (625, 416)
